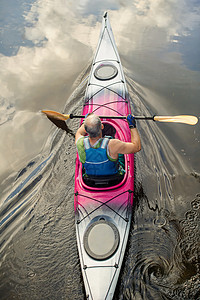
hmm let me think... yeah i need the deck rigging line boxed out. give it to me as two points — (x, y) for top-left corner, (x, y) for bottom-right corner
(84, 81), (127, 103)
(75, 189), (133, 224)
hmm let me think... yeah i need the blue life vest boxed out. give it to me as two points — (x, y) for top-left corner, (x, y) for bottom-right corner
(83, 137), (118, 176)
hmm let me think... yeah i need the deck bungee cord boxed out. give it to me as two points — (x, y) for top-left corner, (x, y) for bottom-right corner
(75, 189), (133, 224)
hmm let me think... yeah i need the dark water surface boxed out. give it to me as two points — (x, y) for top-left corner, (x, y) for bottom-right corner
(0, 1), (200, 299)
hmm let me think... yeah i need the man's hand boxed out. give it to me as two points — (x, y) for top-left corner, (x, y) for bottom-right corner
(127, 114), (136, 128)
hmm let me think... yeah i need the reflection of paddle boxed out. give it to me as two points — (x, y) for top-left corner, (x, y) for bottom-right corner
(46, 115), (75, 137)
(42, 110), (198, 125)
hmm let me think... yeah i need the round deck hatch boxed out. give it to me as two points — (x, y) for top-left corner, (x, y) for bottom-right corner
(94, 63), (118, 81)
(84, 219), (120, 260)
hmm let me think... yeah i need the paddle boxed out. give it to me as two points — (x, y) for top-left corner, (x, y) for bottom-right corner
(41, 110), (198, 125)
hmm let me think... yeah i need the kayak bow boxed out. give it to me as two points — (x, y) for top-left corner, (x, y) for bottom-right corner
(74, 12), (134, 299)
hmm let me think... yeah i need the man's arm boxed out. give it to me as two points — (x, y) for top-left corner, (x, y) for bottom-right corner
(109, 114), (141, 158)
(75, 123), (87, 144)
(109, 127), (141, 157)
(129, 127), (141, 153)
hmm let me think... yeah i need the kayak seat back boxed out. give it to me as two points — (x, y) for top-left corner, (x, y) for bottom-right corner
(83, 173), (124, 187)
(102, 123), (116, 138)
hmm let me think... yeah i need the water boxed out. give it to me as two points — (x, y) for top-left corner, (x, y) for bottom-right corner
(0, 1), (200, 299)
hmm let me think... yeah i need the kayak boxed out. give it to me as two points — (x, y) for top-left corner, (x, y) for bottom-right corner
(74, 12), (134, 300)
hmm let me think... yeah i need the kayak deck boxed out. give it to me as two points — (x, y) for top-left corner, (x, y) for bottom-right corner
(83, 13), (129, 118)
(74, 12), (134, 300)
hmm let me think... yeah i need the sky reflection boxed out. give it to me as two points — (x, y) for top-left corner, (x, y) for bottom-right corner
(0, 0), (199, 181)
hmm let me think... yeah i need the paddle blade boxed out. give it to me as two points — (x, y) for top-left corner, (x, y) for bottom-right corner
(42, 112), (75, 136)
(41, 110), (70, 121)
(154, 115), (198, 125)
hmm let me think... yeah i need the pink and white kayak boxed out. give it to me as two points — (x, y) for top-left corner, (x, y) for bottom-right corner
(74, 12), (134, 300)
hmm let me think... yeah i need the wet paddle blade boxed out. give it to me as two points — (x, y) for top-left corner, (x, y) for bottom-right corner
(41, 110), (70, 121)
(46, 116), (75, 136)
(154, 115), (198, 125)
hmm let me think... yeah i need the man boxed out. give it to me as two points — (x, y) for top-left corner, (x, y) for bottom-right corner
(75, 114), (141, 176)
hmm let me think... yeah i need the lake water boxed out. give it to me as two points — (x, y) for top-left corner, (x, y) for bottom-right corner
(0, 1), (200, 299)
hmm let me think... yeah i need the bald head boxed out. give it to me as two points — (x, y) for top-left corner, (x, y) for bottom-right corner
(84, 114), (102, 138)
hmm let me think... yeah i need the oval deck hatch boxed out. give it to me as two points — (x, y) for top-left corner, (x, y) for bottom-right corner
(83, 219), (120, 260)
(94, 63), (118, 81)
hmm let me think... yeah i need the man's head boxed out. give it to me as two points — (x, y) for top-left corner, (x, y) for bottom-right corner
(84, 114), (103, 138)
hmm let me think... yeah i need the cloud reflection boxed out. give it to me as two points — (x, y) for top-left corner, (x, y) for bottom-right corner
(109, 1), (200, 53)
(0, 111), (48, 178)
(0, 0), (199, 181)
(0, 0), (96, 180)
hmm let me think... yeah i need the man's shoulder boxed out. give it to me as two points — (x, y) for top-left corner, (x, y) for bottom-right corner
(76, 136), (85, 147)
(109, 138), (122, 145)
(108, 138), (123, 150)
(109, 138), (130, 155)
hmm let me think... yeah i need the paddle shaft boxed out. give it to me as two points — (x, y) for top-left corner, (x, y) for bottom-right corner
(69, 114), (154, 120)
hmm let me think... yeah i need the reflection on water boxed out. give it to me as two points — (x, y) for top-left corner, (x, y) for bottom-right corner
(0, 0), (199, 181)
(0, 0), (200, 299)
(1, 76), (199, 300)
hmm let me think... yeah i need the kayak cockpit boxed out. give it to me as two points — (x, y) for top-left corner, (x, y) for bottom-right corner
(81, 121), (126, 188)
(83, 173), (124, 188)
